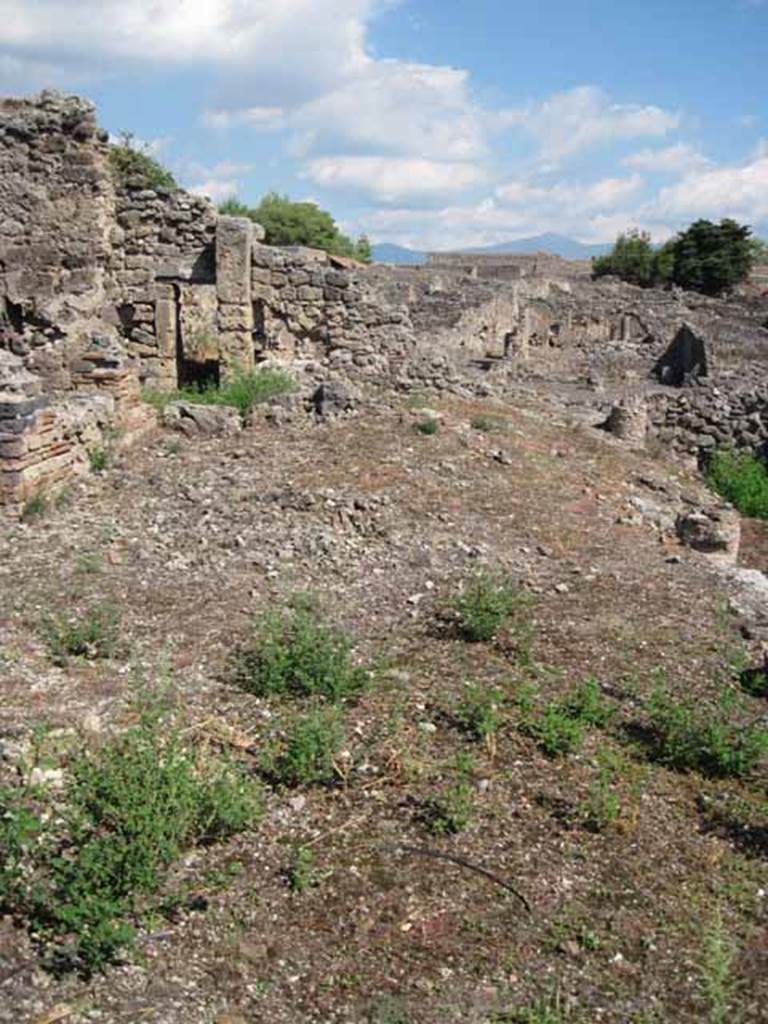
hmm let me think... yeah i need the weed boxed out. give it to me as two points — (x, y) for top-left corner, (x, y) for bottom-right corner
(471, 415), (508, 433)
(287, 844), (318, 893)
(518, 678), (615, 759)
(263, 707), (346, 787)
(495, 987), (569, 1022)
(426, 752), (476, 834)
(88, 447), (110, 473)
(75, 553), (103, 575)
(524, 704), (586, 758)
(450, 570), (523, 642)
(21, 492), (47, 522)
(563, 677), (615, 728)
(415, 417), (439, 436)
(0, 710), (261, 973)
(143, 367), (294, 417)
(700, 911), (739, 1024)
(232, 598), (367, 704)
(707, 448), (768, 519)
(368, 994), (411, 1024)
(646, 686), (768, 778)
(42, 604), (122, 664)
(455, 682), (504, 755)
(579, 751), (622, 833)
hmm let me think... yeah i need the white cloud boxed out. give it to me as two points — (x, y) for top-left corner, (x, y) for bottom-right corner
(655, 152), (768, 221)
(495, 174), (643, 210)
(303, 156), (487, 201)
(203, 106), (286, 132)
(188, 178), (239, 202)
(500, 86), (680, 160)
(623, 142), (709, 174)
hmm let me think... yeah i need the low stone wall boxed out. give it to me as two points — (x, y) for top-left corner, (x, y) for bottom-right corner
(649, 382), (768, 456)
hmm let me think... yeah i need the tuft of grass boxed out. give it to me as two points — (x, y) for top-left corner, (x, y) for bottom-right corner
(700, 911), (739, 1024)
(454, 682), (504, 754)
(426, 752), (476, 835)
(494, 988), (570, 1023)
(88, 447), (111, 473)
(707, 448), (768, 519)
(579, 749), (623, 832)
(287, 844), (318, 893)
(232, 598), (367, 704)
(518, 678), (615, 759)
(143, 367), (294, 417)
(471, 415), (508, 433)
(42, 604), (122, 665)
(415, 417), (439, 436)
(646, 686), (768, 778)
(0, 710), (261, 973)
(450, 570), (523, 643)
(21, 492), (48, 523)
(563, 677), (615, 728)
(262, 708), (346, 788)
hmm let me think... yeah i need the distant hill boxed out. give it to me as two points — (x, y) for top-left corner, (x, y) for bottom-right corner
(463, 233), (612, 259)
(371, 243), (426, 265)
(372, 233), (612, 265)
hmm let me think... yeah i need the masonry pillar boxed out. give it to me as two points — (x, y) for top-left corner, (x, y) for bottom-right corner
(216, 216), (254, 377)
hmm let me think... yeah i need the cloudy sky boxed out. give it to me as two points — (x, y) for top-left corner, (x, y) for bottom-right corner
(0, 0), (766, 250)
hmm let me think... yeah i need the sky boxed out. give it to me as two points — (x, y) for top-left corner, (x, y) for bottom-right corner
(0, 0), (766, 251)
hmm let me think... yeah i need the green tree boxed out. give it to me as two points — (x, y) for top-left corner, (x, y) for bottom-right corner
(592, 229), (656, 286)
(670, 218), (755, 296)
(748, 236), (768, 265)
(218, 192), (371, 262)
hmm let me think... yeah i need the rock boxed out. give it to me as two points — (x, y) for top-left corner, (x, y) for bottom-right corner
(676, 506), (741, 562)
(312, 380), (359, 418)
(162, 400), (242, 437)
(604, 393), (647, 447)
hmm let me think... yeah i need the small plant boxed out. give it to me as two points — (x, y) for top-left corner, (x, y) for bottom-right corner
(579, 750), (622, 832)
(42, 604), (122, 664)
(523, 703), (586, 758)
(0, 710), (261, 973)
(495, 988), (569, 1023)
(564, 677), (615, 728)
(109, 132), (177, 190)
(287, 844), (318, 893)
(88, 446), (110, 473)
(700, 911), (739, 1024)
(450, 570), (523, 643)
(232, 598), (367, 704)
(263, 708), (346, 787)
(455, 682), (504, 755)
(415, 417), (439, 436)
(646, 686), (768, 778)
(143, 368), (294, 417)
(707, 448), (768, 520)
(21, 492), (48, 522)
(426, 752), (476, 834)
(471, 415), (508, 433)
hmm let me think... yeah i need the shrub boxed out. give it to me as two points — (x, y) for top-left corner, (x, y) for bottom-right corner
(523, 704), (586, 758)
(88, 447), (110, 473)
(42, 604), (122, 664)
(109, 133), (176, 190)
(470, 415), (508, 433)
(563, 677), (615, 728)
(232, 599), (367, 704)
(646, 686), (768, 778)
(0, 712), (261, 972)
(263, 708), (346, 787)
(287, 844), (318, 893)
(415, 417), (439, 436)
(707, 449), (768, 519)
(450, 571), (522, 642)
(593, 229), (657, 287)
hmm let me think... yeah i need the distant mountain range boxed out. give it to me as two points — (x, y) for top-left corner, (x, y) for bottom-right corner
(372, 233), (613, 265)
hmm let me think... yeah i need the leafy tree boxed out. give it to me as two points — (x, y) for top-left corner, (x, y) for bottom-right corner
(748, 236), (768, 265)
(218, 192), (371, 262)
(671, 218), (754, 296)
(109, 132), (176, 190)
(592, 229), (656, 286)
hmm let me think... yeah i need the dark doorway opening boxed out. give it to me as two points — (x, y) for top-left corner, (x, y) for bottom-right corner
(171, 283), (221, 389)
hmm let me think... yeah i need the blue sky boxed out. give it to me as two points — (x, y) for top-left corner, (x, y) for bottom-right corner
(0, 1), (766, 249)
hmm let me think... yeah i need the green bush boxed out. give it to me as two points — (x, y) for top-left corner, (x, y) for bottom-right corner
(646, 686), (768, 778)
(144, 367), (294, 417)
(263, 708), (346, 787)
(0, 713), (261, 972)
(88, 447), (110, 473)
(233, 599), (367, 704)
(518, 678), (615, 759)
(415, 417), (439, 436)
(470, 415), (508, 433)
(455, 682), (504, 746)
(426, 753), (476, 834)
(42, 604), (122, 664)
(450, 570), (522, 642)
(563, 677), (615, 728)
(707, 449), (768, 519)
(109, 133), (176, 190)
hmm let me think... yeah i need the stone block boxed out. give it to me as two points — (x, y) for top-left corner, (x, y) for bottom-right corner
(216, 216), (252, 306)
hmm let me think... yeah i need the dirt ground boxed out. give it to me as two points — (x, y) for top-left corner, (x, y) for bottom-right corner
(1, 390), (766, 1024)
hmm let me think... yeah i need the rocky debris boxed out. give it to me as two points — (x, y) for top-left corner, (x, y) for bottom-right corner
(676, 505), (741, 562)
(312, 380), (360, 419)
(162, 401), (242, 437)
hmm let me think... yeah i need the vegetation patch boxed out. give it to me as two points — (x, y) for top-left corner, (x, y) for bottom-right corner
(518, 678), (614, 758)
(261, 707), (346, 788)
(0, 710), (261, 973)
(108, 133), (176, 190)
(707, 448), (768, 519)
(232, 597), (368, 704)
(143, 366), (294, 417)
(449, 570), (524, 642)
(470, 415), (509, 433)
(42, 603), (122, 664)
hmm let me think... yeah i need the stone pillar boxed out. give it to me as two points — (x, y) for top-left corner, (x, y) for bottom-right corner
(216, 217), (254, 377)
(154, 283), (178, 387)
(605, 392), (648, 448)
